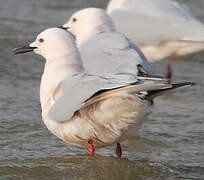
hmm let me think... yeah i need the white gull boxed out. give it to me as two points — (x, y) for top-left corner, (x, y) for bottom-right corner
(62, 8), (154, 79)
(14, 27), (194, 157)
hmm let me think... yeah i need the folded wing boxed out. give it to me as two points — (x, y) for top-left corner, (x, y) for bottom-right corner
(48, 73), (137, 122)
(48, 72), (194, 123)
(79, 32), (152, 75)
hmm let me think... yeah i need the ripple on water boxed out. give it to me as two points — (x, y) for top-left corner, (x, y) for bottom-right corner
(0, 155), (173, 180)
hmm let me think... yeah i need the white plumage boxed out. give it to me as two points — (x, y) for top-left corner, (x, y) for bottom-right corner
(33, 28), (155, 148)
(107, 0), (204, 61)
(63, 8), (152, 76)
(14, 27), (194, 156)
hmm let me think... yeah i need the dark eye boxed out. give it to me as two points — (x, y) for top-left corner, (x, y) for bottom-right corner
(39, 38), (44, 43)
(72, 18), (77, 22)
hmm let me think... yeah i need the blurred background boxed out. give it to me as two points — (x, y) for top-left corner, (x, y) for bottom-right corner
(0, 0), (203, 179)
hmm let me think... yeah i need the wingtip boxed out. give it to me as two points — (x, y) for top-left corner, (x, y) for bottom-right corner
(183, 82), (196, 86)
(171, 82), (196, 89)
(191, 82), (196, 86)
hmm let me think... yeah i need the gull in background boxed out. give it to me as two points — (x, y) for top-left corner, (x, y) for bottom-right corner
(14, 28), (194, 157)
(62, 8), (156, 81)
(107, 0), (204, 79)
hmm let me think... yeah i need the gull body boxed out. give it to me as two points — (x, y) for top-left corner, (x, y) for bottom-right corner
(63, 8), (152, 77)
(34, 28), (148, 148)
(107, 0), (204, 62)
(14, 28), (194, 156)
(15, 28), (152, 149)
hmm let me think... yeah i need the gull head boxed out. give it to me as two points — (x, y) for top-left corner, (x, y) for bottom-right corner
(62, 8), (116, 45)
(14, 27), (80, 61)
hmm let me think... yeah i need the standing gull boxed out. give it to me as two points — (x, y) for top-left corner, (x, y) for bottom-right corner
(14, 28), (194, 157)
(62, 8), (154, 80)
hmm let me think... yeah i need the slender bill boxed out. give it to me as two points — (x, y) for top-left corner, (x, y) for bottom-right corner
(13, 46), (37, 54)
(58, 26), (70, 31)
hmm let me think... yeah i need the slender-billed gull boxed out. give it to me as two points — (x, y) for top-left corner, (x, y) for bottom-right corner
(14, 28), (194, 157)
(62, 8), (156, 80)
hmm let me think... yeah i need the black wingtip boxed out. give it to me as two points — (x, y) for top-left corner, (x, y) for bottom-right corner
(143, 81), (195, 102)
(172, 82), (196, 88)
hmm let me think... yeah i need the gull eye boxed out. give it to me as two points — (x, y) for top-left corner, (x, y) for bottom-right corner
(39, 38), (44, 43)
(72, 18), (77, 22)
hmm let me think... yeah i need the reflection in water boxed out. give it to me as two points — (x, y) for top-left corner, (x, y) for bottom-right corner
(1, 155), (171, 180)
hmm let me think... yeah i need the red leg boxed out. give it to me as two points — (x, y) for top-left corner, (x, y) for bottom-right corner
(88, 140), (95, 156)
(115, 143), (122, 158)
(165, 63), (172, 84)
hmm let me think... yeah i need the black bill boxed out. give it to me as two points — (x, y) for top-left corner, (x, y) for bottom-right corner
(13, 46), (37, 54)
(58, 26), (70, 31)
(57, 26), (75, 40)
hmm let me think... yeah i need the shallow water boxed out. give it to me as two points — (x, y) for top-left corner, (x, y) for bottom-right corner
(0, 0), (204, 179)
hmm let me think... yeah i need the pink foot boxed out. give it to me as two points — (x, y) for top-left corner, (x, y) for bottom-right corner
(88, 140), (95, 156)
(115, 143), (122, 158)
(165, 63), (172, 84)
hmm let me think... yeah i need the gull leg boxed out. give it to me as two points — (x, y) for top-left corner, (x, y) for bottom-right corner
(115, 143), (122, 158)
(165, 63), (172, 84)
(88, 140), (95, 156)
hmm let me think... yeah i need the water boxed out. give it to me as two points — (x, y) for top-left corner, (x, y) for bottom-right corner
(0, 0), (203, 179)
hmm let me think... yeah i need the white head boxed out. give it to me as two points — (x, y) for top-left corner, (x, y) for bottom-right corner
(62, 8), (116, 45)
(14, 27), (84, 71)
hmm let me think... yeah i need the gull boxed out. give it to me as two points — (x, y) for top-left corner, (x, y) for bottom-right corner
(14, 27), (194, 157)
(107, 0), (204, 78)
(62, 8), (156, 80)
